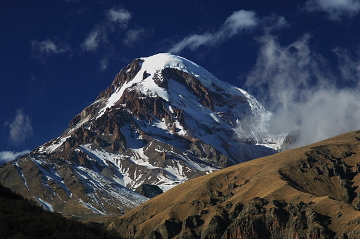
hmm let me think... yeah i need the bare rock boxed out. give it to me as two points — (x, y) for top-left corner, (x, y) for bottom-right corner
(135, 184), (163, 198)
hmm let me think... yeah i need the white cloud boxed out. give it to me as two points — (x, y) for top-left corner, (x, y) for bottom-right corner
(81, 29), (101, 51)
(169, 34), (213, 54)
(305, 0), (360, 20)
(333, 47), (360, 87)
(168, 10), (258, 54)
(31, 39), (70, 57)
(5, 109), (33, 145)
(0, 150), (30, 165)
(245, 34), (360, 149)
(123, 29), (145, 45)
(220, 10), (258, 36)
(107, 8), (131, 28)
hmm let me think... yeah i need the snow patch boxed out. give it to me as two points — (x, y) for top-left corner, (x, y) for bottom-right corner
(38, 135), (71, 154)
(31, 156), (72, 198)
(36, 197), (54, 212)
(14, 161), (29, 190)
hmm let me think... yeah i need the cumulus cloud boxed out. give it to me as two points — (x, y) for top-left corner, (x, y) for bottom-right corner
(0, 150), (30, 165)
(107, 8), (131, 28)
(31, 39), (70, 58)
(245, 34), (360, 149)
(305, 0), (360, 20)
(5, 109), (33, 145)
(168, 10), (258, 54)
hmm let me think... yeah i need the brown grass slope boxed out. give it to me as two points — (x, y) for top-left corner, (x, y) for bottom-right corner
(108, 130), (360, 239)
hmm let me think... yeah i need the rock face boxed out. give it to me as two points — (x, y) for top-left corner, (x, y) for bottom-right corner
(135, 184), (163, 198)
(0, 53), (281, 218)
(108, 130), (360, 238)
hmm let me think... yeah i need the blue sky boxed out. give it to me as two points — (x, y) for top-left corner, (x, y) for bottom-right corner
(1, 0), (360, 161)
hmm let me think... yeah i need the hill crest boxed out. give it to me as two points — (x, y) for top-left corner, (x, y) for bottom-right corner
(108, 130), (360, 238)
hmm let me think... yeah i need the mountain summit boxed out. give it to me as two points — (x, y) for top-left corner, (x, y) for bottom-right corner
(0, 53), (281, 217)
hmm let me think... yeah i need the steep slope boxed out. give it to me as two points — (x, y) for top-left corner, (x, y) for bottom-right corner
(109, 130), (360, 239)
(0, 53), (280, 218)
(0, 183), (116, 239)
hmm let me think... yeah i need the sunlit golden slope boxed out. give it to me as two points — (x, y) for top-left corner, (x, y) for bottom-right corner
(108, 130), (360, 239)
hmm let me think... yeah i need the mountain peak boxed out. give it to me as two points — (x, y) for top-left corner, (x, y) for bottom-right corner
(137, 53), (250, 100)
(0, 54), (283, 218)
(140, 53), (200, 72)
(101, 53), (241, 115)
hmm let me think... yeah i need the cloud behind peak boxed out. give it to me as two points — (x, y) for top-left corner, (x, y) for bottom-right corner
(245, 34), (360, 149)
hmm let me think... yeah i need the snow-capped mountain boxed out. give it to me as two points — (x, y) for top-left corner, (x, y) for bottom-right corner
(0, 53), (283, 217)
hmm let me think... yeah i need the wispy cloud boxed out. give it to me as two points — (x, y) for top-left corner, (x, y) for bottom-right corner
(80, 7), (134, 70)
(305, 0), (360, 20)
(220, 10), (258, 36)
(123, 29), (145, 45)
(100, 57), (109, 71)
(168, 10), (258, 54)
(262, 15), (289, 33)
(245, 34), (360, 149)
(81, 29), (101, 51)
(168, 34), (213, 54)
(82, 7), (132, 53)
(31, 39), (70, 58)
(107, 8), (131, 28)
(333, 47), (360, 86)
(5, 109), (33, 145)
(0, 150), (30, 165)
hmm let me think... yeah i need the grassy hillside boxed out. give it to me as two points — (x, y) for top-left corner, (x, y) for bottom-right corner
(108, 130), (360, 239)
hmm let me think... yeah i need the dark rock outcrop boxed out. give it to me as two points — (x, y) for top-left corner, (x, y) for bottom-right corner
(135, 184), (163, 198)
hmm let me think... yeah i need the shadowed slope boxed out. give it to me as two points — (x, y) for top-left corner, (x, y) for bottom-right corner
(0, 183), (117, 239)
(108, 130), (360, 238)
